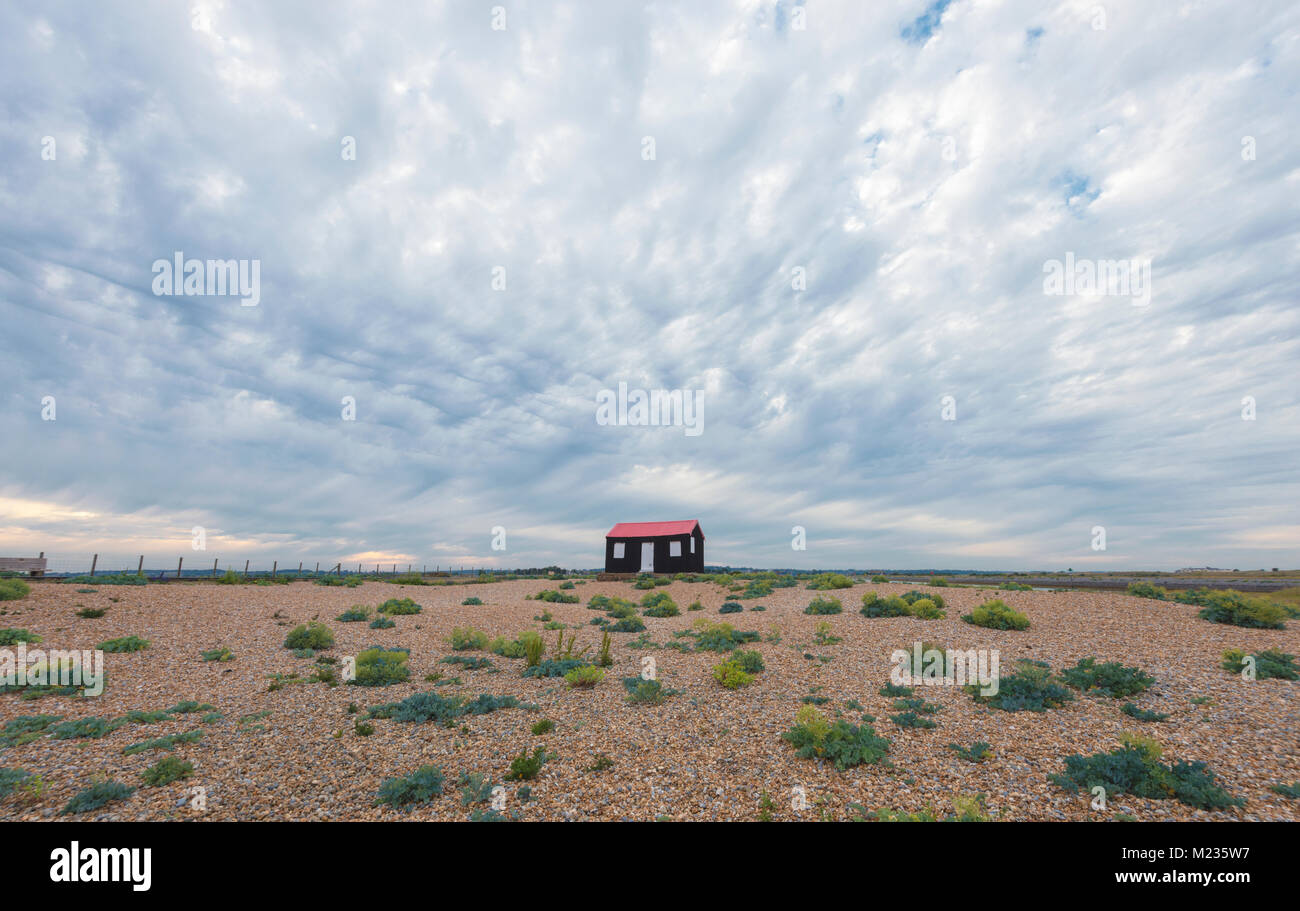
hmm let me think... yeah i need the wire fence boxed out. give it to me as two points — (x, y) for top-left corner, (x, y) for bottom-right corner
(14, 552), (503, 580)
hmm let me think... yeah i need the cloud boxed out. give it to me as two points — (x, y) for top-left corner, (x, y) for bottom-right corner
(1, 1), (1297, 571)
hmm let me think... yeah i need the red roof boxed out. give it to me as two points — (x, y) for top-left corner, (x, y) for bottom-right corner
(607, 520), (703, 540)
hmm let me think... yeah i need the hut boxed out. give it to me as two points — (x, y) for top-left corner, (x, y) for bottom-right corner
(604, 520), (704, 575)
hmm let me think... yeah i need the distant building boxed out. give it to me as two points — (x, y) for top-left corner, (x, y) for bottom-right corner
(604, 520), (704, 574)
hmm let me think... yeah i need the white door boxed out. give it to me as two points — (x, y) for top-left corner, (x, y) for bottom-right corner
(640, 543), (655, 573)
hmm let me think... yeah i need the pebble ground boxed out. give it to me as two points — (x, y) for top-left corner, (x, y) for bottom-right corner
(1, 579), (1296, 821)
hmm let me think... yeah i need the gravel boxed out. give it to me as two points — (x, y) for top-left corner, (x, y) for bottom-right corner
(0, 579), (1295, 821)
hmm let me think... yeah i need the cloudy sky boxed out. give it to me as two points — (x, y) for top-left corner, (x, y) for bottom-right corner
(1, 1), (1297, 572)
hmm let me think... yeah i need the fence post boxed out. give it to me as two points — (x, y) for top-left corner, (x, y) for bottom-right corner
(137, 555), (144, 575)
(244, 560), (249, 577)
(272, 561), (277, 579)
(177, 556), (183, 578)
(212, 558), (218, 577)
(298, 562), (303, 574)
(90, 554), (98, 577)
(315, 562), (320, 574)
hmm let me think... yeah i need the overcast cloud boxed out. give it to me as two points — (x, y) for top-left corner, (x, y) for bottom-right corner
(1, 0), (1297, 572)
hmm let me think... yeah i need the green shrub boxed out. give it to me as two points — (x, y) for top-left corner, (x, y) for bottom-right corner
(969, 660), (1073, 712)
(870, 575), (889, 584)
(317, 575), (363, 588)
(906, 597), (945, 620)
(140, 756), (194, 787)
(505, 747), (550, 780)
(622, 676), (677, 704)
(690, 620), (760, 652)
(64, 573), (146, 587)
(1050, 741), (1243, 810)
(781, 705), (891, 770)
(283, 623), (334, 650)
(1121, 703), (1170, 722)
(60, 780), (135, 815)
(1270, 782), (1300, 799)
(0, 715), (62, 748)
(200, 647), (233, 662)
(868, 795), (990, 822)
(999, 582), (1033, 592)
(860, 593), (910, 618)
(122, 730), (203, 755)
(76, 607), (107, 618)
(712, 660), (754, 689)
(0, 579), (32, 601)
(369, 616), (395, 629)
(336, 606), (370, 622)
(892, 697), (939, 715)
(50, 716), (126, 739)
(804, 596), (843, 615)
(462, 596), (483, 605)
(523, 632), (545, 667)
(0, 767), (34, 798)
(949, 741), (993, 763)
(1221, 648), (1297, 680)
(718, 601), (743, 614)
(522, 658), (587, 678)
(125, 709), (173, 724)
(378, 597), (422, 615)
(729, 649), (765, 674)
(608, 615), (645, 633)
(531, 719), (555, 735)
(1126, 582), (1170, 600)
(537, 589), (579, 604)
(448, 627), (489, 651)
(806, 573), (854, 590)
(0, 628), (41, 645)
(97, 635), (150, 653)
(1196, 594), (1286, 629)
(375, 765), (445, 809)
(564, 665), (605, 688)
(962, 599), (1030, 630)
(368, 690), (520, 725)
(640, 592), (680, 617)
(879, 683), (914, 697)
(440, 655), (494, 671)
(890, 711), (936, 728)
(898, 590), (944, 609)
(352, 646), (411, 686)
(1061, 658), (1154, 698)
(687, 601), (704, 611)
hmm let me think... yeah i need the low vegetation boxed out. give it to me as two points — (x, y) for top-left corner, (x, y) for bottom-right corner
(969, 660), (1074, 712)
(1060, 658), (1154, 699)
(804, 596), (843, 615)
(1221, 648), (1298, 680)
(283, 623), (334, 651)
(375, 765), (445, 810)
(780, 705), (891, 770)
(98, 636), (150, 653)
(1050, 734), (1243, 810)
(961, 599), (1030, 630)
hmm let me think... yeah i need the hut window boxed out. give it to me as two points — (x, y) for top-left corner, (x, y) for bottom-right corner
(613, 543), (625, 559)
(690, 537), (695, 553)
(669, 540), (682, 557)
